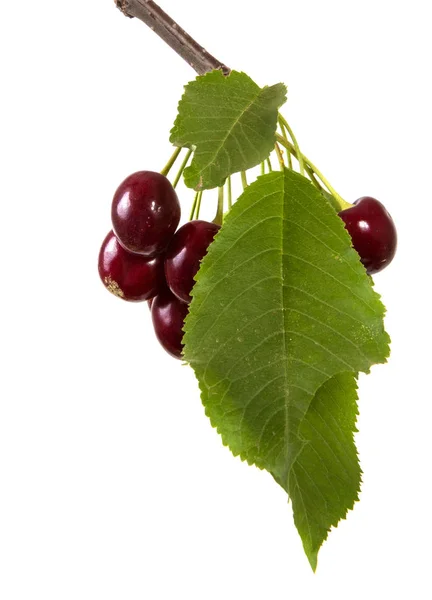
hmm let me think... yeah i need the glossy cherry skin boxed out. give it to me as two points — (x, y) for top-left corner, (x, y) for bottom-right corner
(338, 197), (397, 274)
(164, 220), (220, 303)
(98, 231), (165, 301)
(111, 171), (181, 256)
(151, 287), (189, 359)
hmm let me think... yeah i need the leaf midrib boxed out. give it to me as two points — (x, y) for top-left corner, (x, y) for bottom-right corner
(280, 172), (291, 474)
(193, 85), (264, 177)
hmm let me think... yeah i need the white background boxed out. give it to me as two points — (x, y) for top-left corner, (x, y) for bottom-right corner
(1, 0), (431, 597)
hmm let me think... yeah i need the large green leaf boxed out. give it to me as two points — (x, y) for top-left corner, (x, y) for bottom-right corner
(183, 169), (389, 568)
(170, 70), (287, 190)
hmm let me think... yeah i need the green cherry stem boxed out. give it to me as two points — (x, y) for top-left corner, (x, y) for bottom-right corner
(160, 146), (182, 177)
(172, 148), (193, 188)
(274, 143), (285, 169)
(286, 147), (293, 170)
(214, 186), (224, 225)
(278, 121), (293, 169)
(302, 166), (322, 191)
(278, 115), (305, 176)
(266, 157), (273, 172)
(241, 171), (248, 190)
(277, 125), (322, 189)
(189, 190), (200, 220)
(195, 190), (203, 219)
(275, 133), (351, 210)
(227, 176), (232, 209)
(304, 165), (322, 191)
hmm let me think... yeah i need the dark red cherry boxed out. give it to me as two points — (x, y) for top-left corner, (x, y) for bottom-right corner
(338, 197), (397, 274)
(151, 287), (189, 359)
(111, 171), (180, 256)
(98, 231), (165, 301)
(165, 220), (220, 303)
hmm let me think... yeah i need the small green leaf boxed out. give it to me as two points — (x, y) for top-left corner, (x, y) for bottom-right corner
(183, 169), (389, 568)
(170, 70), (287, 190)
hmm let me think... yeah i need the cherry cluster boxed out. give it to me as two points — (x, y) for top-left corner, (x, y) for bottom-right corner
(98, 171), (220, 359)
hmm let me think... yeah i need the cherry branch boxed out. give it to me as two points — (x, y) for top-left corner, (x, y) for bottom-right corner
(115, 0), (230, 75)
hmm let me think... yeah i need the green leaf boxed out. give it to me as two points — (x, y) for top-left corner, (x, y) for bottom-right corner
(170, 70), (287, 190)
(183, 168), (389, 568)
(288, 373), (361, 571)
(321, 189), (341, 212)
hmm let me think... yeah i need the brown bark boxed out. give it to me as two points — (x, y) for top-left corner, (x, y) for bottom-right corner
(115, 1), (230, 75)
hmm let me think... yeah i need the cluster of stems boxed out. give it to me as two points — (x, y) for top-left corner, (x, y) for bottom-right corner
(275, 115), (351, 210)
(160, 113), (351, 225)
